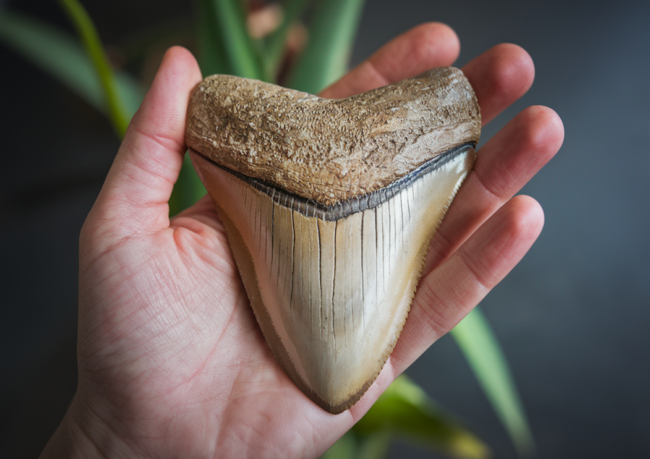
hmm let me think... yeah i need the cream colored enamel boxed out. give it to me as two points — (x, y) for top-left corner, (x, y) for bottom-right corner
(191, 149), (474, 412)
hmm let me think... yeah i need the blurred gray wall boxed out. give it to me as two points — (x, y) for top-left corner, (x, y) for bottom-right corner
(1, 0), (649, 457)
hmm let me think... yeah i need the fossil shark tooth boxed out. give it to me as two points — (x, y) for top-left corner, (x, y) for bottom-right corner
(185, 67), (481, 414)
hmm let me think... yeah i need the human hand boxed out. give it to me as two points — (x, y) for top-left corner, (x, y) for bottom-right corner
(40, 23), (563, 459)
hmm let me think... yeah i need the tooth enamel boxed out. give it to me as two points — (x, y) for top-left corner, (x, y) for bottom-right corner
(186, 68), (481, 413)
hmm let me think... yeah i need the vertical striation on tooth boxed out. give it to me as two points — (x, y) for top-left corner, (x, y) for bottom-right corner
(191, 145), (475, 413)
(186, 67), (481, 413)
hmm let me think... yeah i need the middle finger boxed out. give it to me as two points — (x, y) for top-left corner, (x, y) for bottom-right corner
(422, 104), (564, 274)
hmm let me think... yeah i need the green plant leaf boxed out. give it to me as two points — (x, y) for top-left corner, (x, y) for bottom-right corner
(58, 0), (131, 137)
(195, 0), (232, 76)
(168, 154), (206, 217)
(0, 8), (196, 212)
(263, 0), (310, 78)
(113, 73), (146, 120)
(288, 0), (365, 94)
(320, 431), (358, 459)
(355, 433), (391, 459)
(203, 0), (267, 80)
(0, 9), (144, 119)
(352, 375), (491, 459)
(320, 431), (391, 459)
(451, 307), (535, 457)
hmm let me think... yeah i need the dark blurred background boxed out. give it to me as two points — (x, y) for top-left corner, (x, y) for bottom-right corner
(1, 0), (649, 457)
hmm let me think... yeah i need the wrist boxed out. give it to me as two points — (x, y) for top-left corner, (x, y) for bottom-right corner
(39, 403), (101, 459)
(39, 393), (138, 459)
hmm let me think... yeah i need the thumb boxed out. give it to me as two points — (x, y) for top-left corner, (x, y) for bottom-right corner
(88, 46), (202, 239)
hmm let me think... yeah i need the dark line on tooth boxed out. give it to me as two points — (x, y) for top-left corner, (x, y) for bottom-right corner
(375, 208), (379, 304)
(271, 205), (275, 267)
(317, 221), (322, 341)
(388, 198), (392, 275)
(290, 207), (295, 317)
(191, 143), (475, 221)
(332, 220), (337, 346)
(347, 220), (351, 338)
(407, 184), (411, 223)
(399, 193), (408, 256)
(308, 218), (312, 334)
(361, 213), (365, 331)
(255, 196), (261, 256)
(270, 189), (275, 266)
(381, 204), (390, 294)
(255, 197), (259, 256)
(276, 207), (286, 298)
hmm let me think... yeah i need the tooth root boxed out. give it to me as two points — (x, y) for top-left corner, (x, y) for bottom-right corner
(186, 68), (481, 207)
(191, 147), (475, 413)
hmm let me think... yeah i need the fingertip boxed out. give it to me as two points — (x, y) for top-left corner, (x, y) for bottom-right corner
(164, 45), (195, 62)
(506, 195), (545, 240)
(375, 22), (461, 80)
(490, 43), (534, 88)
(126, 45), (201, 146)
(463, 43), (535, 125)
(144, 46), (202, 118)
(491, 43), (535, 87)
(407, 22), (460, 68)
(528, 105), (565, 152)
(161, 46), (203, 85)
(515, 105), (565, 162)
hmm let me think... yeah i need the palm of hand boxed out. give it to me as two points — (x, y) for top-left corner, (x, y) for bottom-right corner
(79, 203), (342, 456)
(59, 23), (563, 459)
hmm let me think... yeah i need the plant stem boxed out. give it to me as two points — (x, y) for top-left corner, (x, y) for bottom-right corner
(207, 0), (268, 80)
(288, 0), (365, 94)
(264, 0), (310, 79)
(58, 0), (130, 137)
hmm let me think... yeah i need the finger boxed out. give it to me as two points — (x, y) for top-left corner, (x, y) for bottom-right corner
(320, 23), (459, 99)
(423, 105), (564, 273)
(171, 193), (226, 237)
(390, 195), (545, 371)
(90, 47), (202, 236)
(462, 43), (535, 125)
(172, 193), (218, 222)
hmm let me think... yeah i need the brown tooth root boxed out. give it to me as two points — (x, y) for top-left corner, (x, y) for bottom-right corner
(186, 67), (480, 208)
(186, 67), (481, 414)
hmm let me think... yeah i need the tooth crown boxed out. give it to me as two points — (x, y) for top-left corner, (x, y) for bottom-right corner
(186, 67), (480, 207)
(192, 147), (475, 413)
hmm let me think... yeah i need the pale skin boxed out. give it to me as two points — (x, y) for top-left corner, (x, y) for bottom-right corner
(40, 23), (564, 459)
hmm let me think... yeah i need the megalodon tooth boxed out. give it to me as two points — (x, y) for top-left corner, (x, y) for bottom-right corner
(185, 67), (481, 414)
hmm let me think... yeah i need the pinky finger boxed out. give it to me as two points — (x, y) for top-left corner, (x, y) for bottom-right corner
(390, 195), (545, 372)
